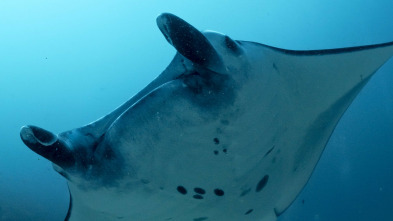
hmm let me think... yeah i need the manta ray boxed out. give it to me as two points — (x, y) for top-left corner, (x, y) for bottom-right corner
(20, 13), (393, 221)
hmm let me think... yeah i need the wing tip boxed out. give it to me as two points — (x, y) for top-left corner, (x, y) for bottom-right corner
(245, 40), (393, 56)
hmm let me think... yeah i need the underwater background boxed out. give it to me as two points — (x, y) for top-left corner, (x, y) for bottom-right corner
(1, 0), (393, 220)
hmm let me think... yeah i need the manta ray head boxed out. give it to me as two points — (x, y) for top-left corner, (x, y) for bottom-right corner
(20, 13), (244, 182)
(19, 13), (248, 219)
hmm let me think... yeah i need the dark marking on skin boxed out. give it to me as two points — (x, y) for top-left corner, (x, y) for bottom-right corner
(177, 186), (187, 195)
(223, 148), (227, 154)
(302, 199), (305, 204)
(193, 217), (208, 221)
(117, 216), (124, 219)
(193, 194), (204, 199)
(256, 175), (269, 192)
(213, 138), (220, 145)
(214, 150), (219, 155)
(160, 186), (164, 190)
(245, 209), (254, 215)
(194, 187), (206, 194)
(214, 188), (225, 196)
(240, 188), (251, 197)
(273, 63), (278, 72)
(264, 145), (275, 157)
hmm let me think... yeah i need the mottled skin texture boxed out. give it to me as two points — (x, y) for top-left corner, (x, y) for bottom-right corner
(20, 13), (393, 221)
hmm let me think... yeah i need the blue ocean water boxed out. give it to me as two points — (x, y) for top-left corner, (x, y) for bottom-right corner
(1, 0), (392, 220)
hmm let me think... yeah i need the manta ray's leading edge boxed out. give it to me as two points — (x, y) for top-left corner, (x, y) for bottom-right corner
(20, 13), (393, 221)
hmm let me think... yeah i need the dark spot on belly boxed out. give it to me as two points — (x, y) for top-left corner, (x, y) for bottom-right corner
(273, 63), (278, 72)
(264, 145), (275, 157)
(193, 194), (204, 199)
(194, 187), (206, 194)
(213, 138), (220, 145)
(214, 188), (225, 196)
(244, 209), (253, 215)
(240, 188), (251, 197)
(177, 186), (187, 195)
(213, 150), (219, 155)
(256, 175), (269, 192)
